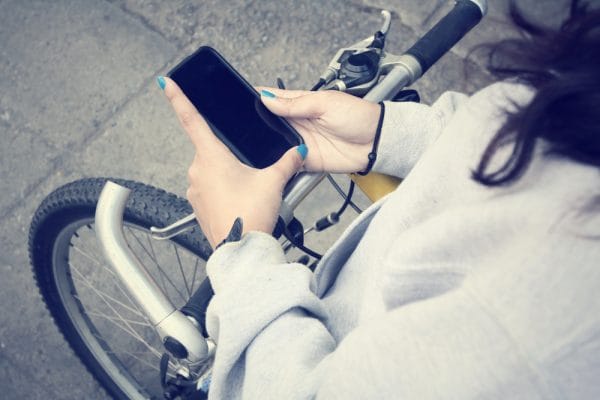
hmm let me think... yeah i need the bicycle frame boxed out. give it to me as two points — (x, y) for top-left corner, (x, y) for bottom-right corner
(95, 0), (487, 386)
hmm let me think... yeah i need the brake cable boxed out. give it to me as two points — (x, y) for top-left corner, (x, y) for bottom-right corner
(275, 78), (363, 261)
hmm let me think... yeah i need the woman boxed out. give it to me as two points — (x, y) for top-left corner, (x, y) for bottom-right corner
(159, 1), (599, 398)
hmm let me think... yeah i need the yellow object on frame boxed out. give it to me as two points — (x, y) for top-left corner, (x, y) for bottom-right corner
(350, 172), (402, 203)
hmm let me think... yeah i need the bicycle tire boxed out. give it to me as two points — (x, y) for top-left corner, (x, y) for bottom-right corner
(29, 177), (213, 400)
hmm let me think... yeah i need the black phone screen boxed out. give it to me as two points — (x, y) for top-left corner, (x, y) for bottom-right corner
(168, 46), (303, 169)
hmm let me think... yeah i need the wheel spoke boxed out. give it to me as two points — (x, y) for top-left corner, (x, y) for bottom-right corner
(87, 310), (153, 328)
(71, 274), (147, 320)
(125, 227), (188, 303)
(190, 257), (200, 293)
(94, 332), (179, 373)
(173, 244), (191, 297)
(146, 234), (170, 297)
(86, 307), (156, 348)
(70, 264), (159, 355)
(70, 244), (149, 322)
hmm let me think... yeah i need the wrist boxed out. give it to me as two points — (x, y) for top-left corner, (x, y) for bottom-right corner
(357, 102), (386, 175)
(215, 217), (244, 249)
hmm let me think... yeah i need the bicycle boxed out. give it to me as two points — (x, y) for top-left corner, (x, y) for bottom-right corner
(28, 1), (487, 398)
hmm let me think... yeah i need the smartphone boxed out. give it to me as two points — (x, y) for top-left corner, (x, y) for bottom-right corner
(168, 46), (303, 169)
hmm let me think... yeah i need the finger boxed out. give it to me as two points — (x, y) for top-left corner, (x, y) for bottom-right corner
(160, 76), (222, 150)
(259, 89), (326, 119)
(255, 86), (312, 99)
(266, 144), (308, 186)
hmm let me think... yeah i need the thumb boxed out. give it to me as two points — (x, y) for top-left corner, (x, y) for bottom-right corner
(260, 89), (324, 119)
(267, 144), (308, 186)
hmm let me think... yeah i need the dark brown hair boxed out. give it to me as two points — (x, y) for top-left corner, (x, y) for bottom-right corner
(472, 0), (600, 185)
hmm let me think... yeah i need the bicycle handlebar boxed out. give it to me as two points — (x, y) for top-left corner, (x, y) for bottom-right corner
(284, 0), (487, 206)
(405, 0), (486, 73)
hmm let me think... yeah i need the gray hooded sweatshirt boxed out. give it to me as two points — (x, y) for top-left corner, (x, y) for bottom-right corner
(204, 82), (600, 399)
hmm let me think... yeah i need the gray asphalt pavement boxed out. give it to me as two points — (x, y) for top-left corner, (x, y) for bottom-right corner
(0, 0), (561, 398)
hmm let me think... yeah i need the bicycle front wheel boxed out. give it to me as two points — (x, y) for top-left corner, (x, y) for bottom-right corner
(29, 178), (213, 400)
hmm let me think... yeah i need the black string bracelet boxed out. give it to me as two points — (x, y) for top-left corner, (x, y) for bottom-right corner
(357, 102), (386, 176)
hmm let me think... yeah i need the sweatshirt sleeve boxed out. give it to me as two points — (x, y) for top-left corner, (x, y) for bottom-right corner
(204, 231), (336, 399)
(373, 91), (469, 178)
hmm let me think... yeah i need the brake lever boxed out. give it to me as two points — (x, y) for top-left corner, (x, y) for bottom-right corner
(150, 213), (197, 240)
(318, 10), (392, 88)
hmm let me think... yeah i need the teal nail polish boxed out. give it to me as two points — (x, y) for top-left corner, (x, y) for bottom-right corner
(297, 144), (308, 160)
(157, 76), (166, 90)
(261, 89), (276, 99)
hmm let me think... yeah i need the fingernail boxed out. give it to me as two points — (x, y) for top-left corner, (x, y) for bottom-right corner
(296, 144), (308, 160)
(261, 89), (276, 99)
(157, 76), (166, 90)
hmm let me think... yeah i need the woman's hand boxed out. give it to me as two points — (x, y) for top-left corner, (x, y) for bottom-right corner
(259, 88), (381, 174)
(161, 77), (305, 248)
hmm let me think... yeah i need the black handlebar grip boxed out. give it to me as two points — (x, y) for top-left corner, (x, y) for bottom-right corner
(405, 0), (484, 73)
